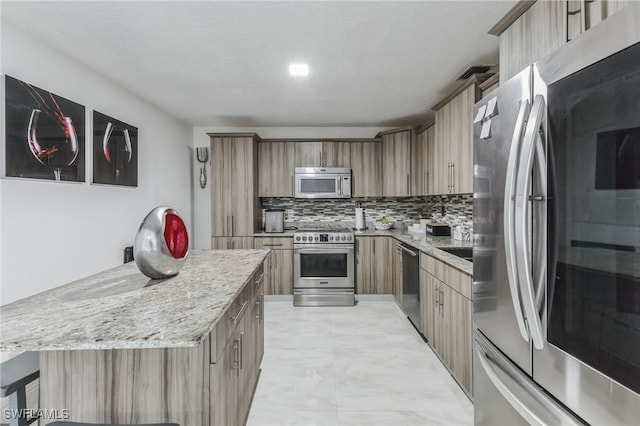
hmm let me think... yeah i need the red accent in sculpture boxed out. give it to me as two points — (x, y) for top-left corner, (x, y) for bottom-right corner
(163, 213), (188, 259)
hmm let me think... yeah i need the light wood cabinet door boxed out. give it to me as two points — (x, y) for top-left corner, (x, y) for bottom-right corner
(212, 237), (254, 250)
(355, 237), (373, 294)
(356, 237), (394, 295)
(449, 289), (473, 395)
(211, 137), (234, 236)
(499, 0), (565, 83)
(420, 269), (435, 345)
(294, 142), (323, 167)
(253, 237), (293, 295)
(211, 135), (259, 237)
(381, 131), (411, 196)
(372, 237), (394, 294)
(433, 107), (450, 195)
(412, 125), (434, 196)
(432, 277), (452, 368)
(350, 141), (382, 197)
(450, 85), (477, 194)
(322, 142), (351, 167)
(258, 141), (295, 197)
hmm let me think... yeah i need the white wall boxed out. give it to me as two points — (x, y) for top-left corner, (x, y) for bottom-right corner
(191, 126), (392, 249)
(0, 21), (192, 304)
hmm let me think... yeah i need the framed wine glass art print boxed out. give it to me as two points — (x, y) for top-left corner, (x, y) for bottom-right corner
(92, 111), (138, 187)
(4, 75), (86, 182)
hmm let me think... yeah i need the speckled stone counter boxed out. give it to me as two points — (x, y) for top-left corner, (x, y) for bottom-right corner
(254, 227), (473, 275)
(0, 249), (269, 352)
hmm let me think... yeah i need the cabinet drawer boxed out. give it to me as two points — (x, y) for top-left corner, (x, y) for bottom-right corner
(254, 236), (293, 249)
(211, 263), (264, 363)
(421, 253), (472, 300)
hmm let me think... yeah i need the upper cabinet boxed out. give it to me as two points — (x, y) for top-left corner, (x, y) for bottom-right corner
(493, 0), (631, 83)
(210, 133), (261, 237)
(411, 124), (435, 196)
(294, 141), (351, 168)
(433, 82), (480, 195)
(380, 129), (412, 197)
(258, 141), (295, 197)
(350, 140), (382, 197)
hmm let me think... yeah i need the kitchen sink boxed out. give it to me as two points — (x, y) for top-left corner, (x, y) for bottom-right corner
(437, 247), (473, 262)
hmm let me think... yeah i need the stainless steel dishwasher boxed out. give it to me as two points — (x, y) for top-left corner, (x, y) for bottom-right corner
(399, 243), (421, 333)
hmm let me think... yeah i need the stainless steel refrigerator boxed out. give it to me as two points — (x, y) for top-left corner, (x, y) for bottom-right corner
(473, 5), (640, 425)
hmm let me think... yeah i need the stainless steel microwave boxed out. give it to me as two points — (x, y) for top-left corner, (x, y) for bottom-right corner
(294, 167), (351, 199)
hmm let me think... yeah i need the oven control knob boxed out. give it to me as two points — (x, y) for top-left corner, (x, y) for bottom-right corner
(302, 236), (307, 241)
(341, 235), (346, 241)
(329, 236), (334, 241)
(314, 236), (318, 241)
(295, 236), (300, 241)
(347, 235), (352, 241)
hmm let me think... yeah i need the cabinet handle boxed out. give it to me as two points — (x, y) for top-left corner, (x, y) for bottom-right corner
(232, 300), (248, 324)
(319, 152), (322, 167)
(255, 272), (265, 285)
(239, 332), (244, 372)
(226, 216), (230, 235)
(440, 289), (444, 308)
(263, 243), (283, 247)
(424, 171), (427, 194)
(233, 337), (240, 376)
(407, 174), (410, 195)
(231, 216), (235, 236)
(580, 0), (587, 33)
(435, 286), (439, 307)
(373, 239), (376, 256)
(452, 163), (455, 192)
(447, 163), (451, 192)
(256, 296), (261, 322)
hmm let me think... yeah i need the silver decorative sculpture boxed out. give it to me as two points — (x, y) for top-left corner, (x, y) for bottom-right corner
(196, 147), (209, 189)
(134, 206), (189, 279)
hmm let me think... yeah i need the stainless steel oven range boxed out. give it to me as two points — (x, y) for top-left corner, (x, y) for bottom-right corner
(293, 231), (355, 306)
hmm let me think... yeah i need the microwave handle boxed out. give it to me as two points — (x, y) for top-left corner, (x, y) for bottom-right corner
(338, 176), (342, 195)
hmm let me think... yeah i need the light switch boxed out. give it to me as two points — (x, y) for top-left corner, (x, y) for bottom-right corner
(480, 119), (492, 139)
(473, 104), (486, 124)
(485, 97), (498, 118)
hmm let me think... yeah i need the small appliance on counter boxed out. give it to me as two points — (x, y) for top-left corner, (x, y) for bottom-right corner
(425, 223), (451, 236)
(264, 209), (284, 233)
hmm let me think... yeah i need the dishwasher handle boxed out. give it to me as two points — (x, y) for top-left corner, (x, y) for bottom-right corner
(399, 245), (418, 257)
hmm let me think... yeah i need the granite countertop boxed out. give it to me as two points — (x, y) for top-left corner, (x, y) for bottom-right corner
(254, 226), (473, 275)
(0, 249), (269, 352)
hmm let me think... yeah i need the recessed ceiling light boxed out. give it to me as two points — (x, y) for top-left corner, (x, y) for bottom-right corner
(289, 63), (309, 77)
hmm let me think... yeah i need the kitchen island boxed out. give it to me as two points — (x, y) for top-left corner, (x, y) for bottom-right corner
(0, 249), (269, 426)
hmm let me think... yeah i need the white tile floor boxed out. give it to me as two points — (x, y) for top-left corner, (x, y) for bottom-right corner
(246, 298), (474, 426)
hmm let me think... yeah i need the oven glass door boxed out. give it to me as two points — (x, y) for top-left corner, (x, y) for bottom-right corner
(546, 41), (640, 395)
(295, 246), (354, 288)
(300, 252), (347, 278)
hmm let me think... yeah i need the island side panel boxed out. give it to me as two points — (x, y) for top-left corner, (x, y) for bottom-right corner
(40, 336), (210, 425)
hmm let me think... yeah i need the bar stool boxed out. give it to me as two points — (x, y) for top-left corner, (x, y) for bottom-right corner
(0, 352), (40, 426)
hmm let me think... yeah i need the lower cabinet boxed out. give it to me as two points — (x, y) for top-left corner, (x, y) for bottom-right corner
(212, 237), (254, 249)
(210, 265), (264, 426)
(254, 236), (293, 295)
(355, 236), (394, 294)
(420, 253), (473, 395)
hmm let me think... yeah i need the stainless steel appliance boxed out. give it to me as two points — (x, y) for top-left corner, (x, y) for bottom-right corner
(293, 230), (355, 306)
(473, 7), (640, 425)
(399, 243), (421, 332)
(294, 167), (351, 199)
(264, 209), (284, 233)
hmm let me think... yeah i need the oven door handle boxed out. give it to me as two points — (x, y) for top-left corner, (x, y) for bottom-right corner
(294, 246), (354, 253)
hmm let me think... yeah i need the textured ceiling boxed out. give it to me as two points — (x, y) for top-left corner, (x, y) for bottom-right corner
(1, 1), (516, 127)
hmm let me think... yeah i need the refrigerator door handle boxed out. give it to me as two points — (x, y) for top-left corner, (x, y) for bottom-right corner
(503, 98), (531, 342)
(475, 335), (586, 426)
(514, 94), (546, 350)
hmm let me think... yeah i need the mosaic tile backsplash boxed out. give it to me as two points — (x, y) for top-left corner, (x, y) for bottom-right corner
(261, 194), (473, 231)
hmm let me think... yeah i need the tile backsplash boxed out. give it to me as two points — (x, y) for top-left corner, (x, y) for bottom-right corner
(261, 194), (473, 231)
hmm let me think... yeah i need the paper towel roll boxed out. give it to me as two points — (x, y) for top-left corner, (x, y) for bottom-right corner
(355, 208), (365, 230)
